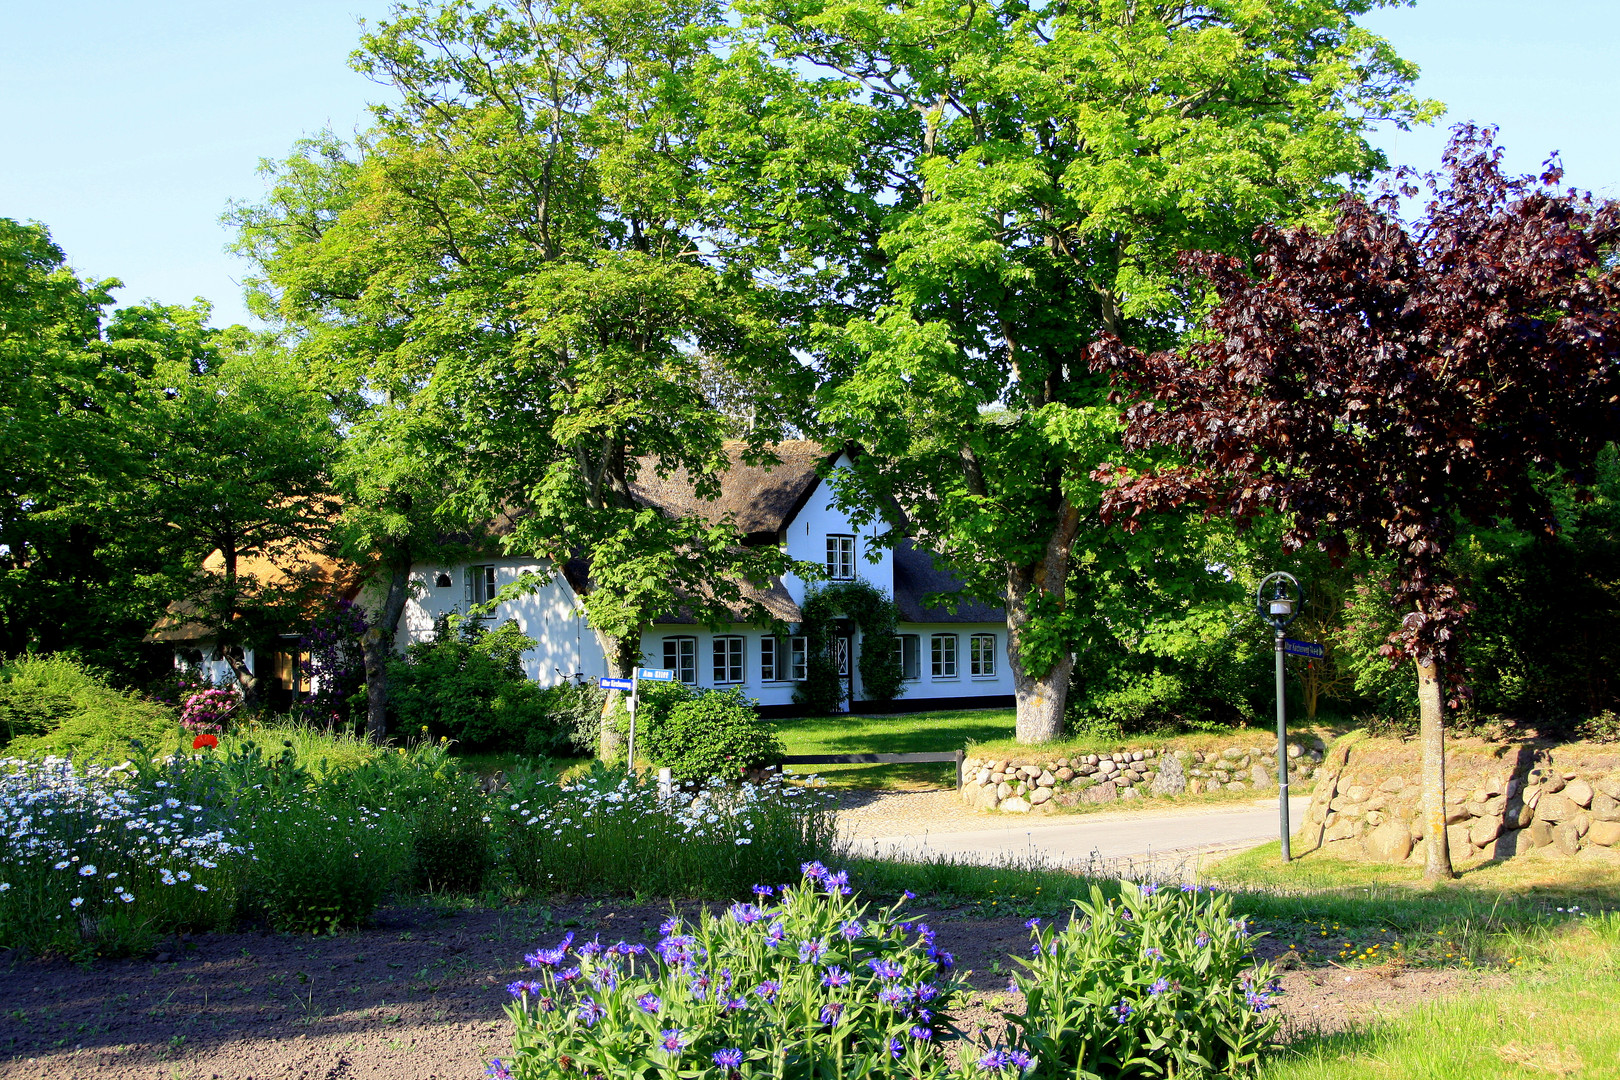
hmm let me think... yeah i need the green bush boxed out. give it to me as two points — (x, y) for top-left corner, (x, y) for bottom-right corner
(638, 687), (782, 781)
(389, 617), (567, 754)
(1008, 881), (1279, 1078)
(1, 653), (180, 758)
(240, 799), (408, 934)
(407, 773), (495, 893)
(536, 679), (608, 757)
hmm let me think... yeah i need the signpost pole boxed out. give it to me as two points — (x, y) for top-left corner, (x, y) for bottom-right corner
(628, 672), (640, 773)
(1275, 629), (1292, 863)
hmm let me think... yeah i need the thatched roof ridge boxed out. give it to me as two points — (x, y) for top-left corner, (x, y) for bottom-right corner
(629, 440), (838, 543)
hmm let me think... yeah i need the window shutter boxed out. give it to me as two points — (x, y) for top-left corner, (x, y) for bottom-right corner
(464, 566), (474, 603)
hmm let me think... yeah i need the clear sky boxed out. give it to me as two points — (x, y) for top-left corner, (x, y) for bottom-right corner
(4, 1), (1617, 329)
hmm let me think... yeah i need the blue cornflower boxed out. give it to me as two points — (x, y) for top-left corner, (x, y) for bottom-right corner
(506, 980), (542, 998)
(764, 921), (787, 948)
(839, 919), (862, 940)
(558, 967), (581, 984)
(979, 1050), (1010, 1071)
(867, 958), (904, 979)
(1245, 989), (1273, 1013)
(1149, 977), (1170, 996)
(660, 915), (682, 935)
(888, 1037), (904, 1060)
(877, 985), (907, 1006)
(611, 940), (646, 957)
(901, 889), (916, 901)
(819, 1001), (845, 1024)
(1025, 917), (1042, 930)
(1195, 932), (1211, 948)
(1007, 1050), (1033, 1069)
(1006, 977), (1020, 994)
(1180, 882), (1198, 893)
(720, 967), (734, 990)
(1114, 1000), (1133, 1023)
(825, 869), (851, 894)
(1144, 947), (1162, 961)
(915, 983), (939, 1003)
(801, 861), (829, 880)
(910, 1025), (933, 1042)
(577, 997), (606, 1027)
(591, 967), (618, 991)
(1140, 882), (1158, 896)
(754, 979), (781, 1002)
(797, 938), (828, 964)
(576, 937), (602, 957)
(821, 966), (852, 988)
(636, 992), (662, 1015)
(929, 947), (955, 972)
(720, 995), (747, 1013)
(751, 884), (775, 898)
(713, 1049), (744, 1069)
(659, 1029), (686, 1053)
(729, 902), (764, 924)
(486, 1059), (511, 1079)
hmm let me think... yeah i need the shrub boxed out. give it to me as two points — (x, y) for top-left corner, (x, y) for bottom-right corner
(493, 864), (967, 1080)
(407, 772), (495, 893)
(0, 654), (180, 758)
(389, 617), (566, 754)
(639, 688), (782, 782)
(538, 678), (609, 758)
(495, 768), (837, 899)
(1004, 881), (1279, 1078)
(240, 798), (408, 934)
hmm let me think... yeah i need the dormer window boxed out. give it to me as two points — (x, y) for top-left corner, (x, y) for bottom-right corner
(825, 535), (855, 580)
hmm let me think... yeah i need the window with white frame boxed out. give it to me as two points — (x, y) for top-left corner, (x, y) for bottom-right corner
(713, 635), (745, 684)
(790, 636), (808, 681)
(825, 535), (855, 580)
(970, 633), (997, 677)
(465, 564), (498, 606)
(761, 636), (781, 682)
(930, 633), (958, 679)
(663, 636), (697, 685)
(895, 634), (921, 681)
(834, 636), (850, 677)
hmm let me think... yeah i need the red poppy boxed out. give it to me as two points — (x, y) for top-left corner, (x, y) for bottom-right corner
(192, 733), (219, 750)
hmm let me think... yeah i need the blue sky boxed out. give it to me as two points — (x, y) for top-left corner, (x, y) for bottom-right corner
(4, 1), (1616, 328)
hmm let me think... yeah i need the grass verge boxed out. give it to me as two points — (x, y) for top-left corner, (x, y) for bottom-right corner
(772, 708), (1015, 789)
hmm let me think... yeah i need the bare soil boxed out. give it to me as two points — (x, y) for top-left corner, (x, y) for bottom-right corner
(0, 901), (1499, 1080)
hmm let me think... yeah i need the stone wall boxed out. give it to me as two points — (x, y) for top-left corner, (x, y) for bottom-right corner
(960, 740), (1327, 814)
(1303, 737), (1620, 863)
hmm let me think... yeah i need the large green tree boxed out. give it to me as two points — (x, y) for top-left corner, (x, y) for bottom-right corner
(713, 0), (1434, 741)
(233, 0), (812, 747)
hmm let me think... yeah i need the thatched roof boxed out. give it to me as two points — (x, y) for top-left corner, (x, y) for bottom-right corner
(630, 441), (837, 544)
(144, 544), (357, 645)
(894, 540), (1006, 623)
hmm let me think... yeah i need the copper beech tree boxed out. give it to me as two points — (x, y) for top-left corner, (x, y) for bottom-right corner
(1091, 128), (1620, 879)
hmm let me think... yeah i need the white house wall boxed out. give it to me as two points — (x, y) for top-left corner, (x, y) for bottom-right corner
(779, 453), (893, 608)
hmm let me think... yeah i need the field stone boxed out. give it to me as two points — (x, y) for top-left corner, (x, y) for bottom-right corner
(1541, 773), (1567, 795)
(1151, 754), (1187, 796)
(1000, 796), (1032, 814)
(1446, 824), (1475, 859)
(1081, 780), (1119, 805)
(1444, 804), (1472, 825)
(1552, 821), (1582, 856)
(1466, 796), (1506, 818)
(1029, 786), (1053, 806)
(1378, 776), (1405, 793)
(1097, 759), (1118, 776)
(1586, 820), (1620, 847)
(996, 782), (1013, 801)
(1535, 793), (1579, 824)
(991, 771), (1006, 785)
(1055, 767), (1075, 782)
(1469, 817), (1503, 848)
(1597, 778), (1620, 801)
(1251, 764), (1272, 788)
(1565, 780), (1594, 808)
(1121, 786), (1141, 800)
(1323, 818), (1363, 843)
(1591, 794), (1620, 821)
(1225, 781), (1248, 792)
(1037, 770), (1056, 787)
(1364, 820), (1414, 863)
(1575, 812), (1591, 838)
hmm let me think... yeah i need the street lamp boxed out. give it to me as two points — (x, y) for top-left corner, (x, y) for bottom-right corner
(1255, 572), (1303, 862)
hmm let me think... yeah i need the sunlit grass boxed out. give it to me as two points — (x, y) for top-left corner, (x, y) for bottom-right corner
(771, 708), (1015, 789)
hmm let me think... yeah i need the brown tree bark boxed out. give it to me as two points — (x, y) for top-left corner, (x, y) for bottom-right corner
(1007, 501), (1081, 743)
(362, 554), (413, 743)
(1417, 657), (1454, 880)
(594, 628), (642, 762)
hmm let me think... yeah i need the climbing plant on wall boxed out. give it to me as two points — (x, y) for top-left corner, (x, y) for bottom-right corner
(792, 581), (905, 714)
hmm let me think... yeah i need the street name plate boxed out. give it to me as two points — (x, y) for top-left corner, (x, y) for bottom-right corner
(598, 677), (634, 691)
(1282, 639), (1325, 659)
(636, 668), (676, 682)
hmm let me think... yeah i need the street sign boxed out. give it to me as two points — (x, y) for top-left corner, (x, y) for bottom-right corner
(636, 668), (676, 682)
(1283, 639), (1324, 659)
(598, 677), (634, 692)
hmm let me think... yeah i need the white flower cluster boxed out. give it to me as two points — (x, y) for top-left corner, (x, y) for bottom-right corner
(0, 756), (245, 905)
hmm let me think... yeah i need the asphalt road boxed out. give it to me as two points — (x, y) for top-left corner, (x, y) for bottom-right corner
(848, 796), (1312, 876)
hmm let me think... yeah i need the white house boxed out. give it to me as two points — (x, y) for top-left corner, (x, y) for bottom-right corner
(397, 442), (1013, 716)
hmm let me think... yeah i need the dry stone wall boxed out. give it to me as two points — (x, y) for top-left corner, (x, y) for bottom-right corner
(960, 740), (1326, 814)
(1304, 738), (1620, 863)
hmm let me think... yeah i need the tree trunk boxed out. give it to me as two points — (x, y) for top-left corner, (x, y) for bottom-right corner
(1417, 657), (1454, 880)
(362, 554), (413, 743)
(594, 628), (642, 762)
(1006, 501), (1082, 743)
(221, 645), (260, 709)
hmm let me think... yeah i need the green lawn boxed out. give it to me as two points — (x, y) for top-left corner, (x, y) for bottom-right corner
(771, 707), (1015, 789)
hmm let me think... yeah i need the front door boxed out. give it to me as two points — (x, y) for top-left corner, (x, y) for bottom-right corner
(834, 635), (853, 711)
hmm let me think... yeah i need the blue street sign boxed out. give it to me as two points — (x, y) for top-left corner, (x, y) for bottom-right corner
(1283, 639), (1325, 659)
(598, 677), (634, 692)
(636, 668), (676, 682)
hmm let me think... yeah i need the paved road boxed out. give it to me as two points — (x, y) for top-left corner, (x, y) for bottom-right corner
(847, 797), (1311, 876)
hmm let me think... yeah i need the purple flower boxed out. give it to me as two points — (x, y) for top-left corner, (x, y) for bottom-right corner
(721, 995), (747, 1013)
(889, 1037), (904, 1060)
(901, 889), (917, 901)
(764, 921), (787, 948)
(914, 923), (935, 946)
(1144, 947), (1162, 961)
(636, 992), (662, 1015)
(729, 902), (764, 924)
(486, 1059), (511, 1079)
(591, 967), (618, 991)
(979, 1050), (1010, 1071)
(751, 884), (775, 898)
(1149, 977), (1170, 996)
(713, 1049), (744, 1069)
(611, 940), (646, 957)
(1114, 1000), (1133, 1023)
(1140, 882), (1158, 896)
(825, 870), (851, 894)
(910, 1025), (933, 1041)
(929, 948), (955, 972)
(821, 966), (852, 988)
(1025, 917), (1042, 930)
(660, 915), (682, 935)
(1195, 932), (1211, 948)
(868, 958), (904, 979)
(1006, 977), (1020, 994)
(754, 979), (781, 1002)
(659, 1029), (686, 1053)
(839, 919), (862, 940)
(577, 997), (606, 1026)
(797, 938), (828, 964)
(877, 985), (909, 1006)
(1007, 1050), (1033, 1069)
(524, 932), (574, 968)
(915, 983), (939, 1003)
(506, 980), (542, 998)
(558, 967), (581, 983)
(576, 937), (603, 958)
(801, 861), (829, 880)
(1246, 989), (1273, 1013)
(819, 1001), (845, 1024)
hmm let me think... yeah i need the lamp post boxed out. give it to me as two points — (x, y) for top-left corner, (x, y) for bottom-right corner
(1256, 572), (1304, 862)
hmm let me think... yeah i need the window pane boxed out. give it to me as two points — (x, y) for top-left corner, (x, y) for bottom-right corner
(931, 634), (957, 678)
(901, 635), (920, 680)
(790, 636), (807, 681)
(971, 634), (996, 676)
(761, 637), (778, 682)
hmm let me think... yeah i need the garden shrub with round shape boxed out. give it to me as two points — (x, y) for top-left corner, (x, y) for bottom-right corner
(493, 864), (967, 1080)
(1004, 881), (1280, 1078)
(241, 799), (407, 934)
(639, 688), (783, 781)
